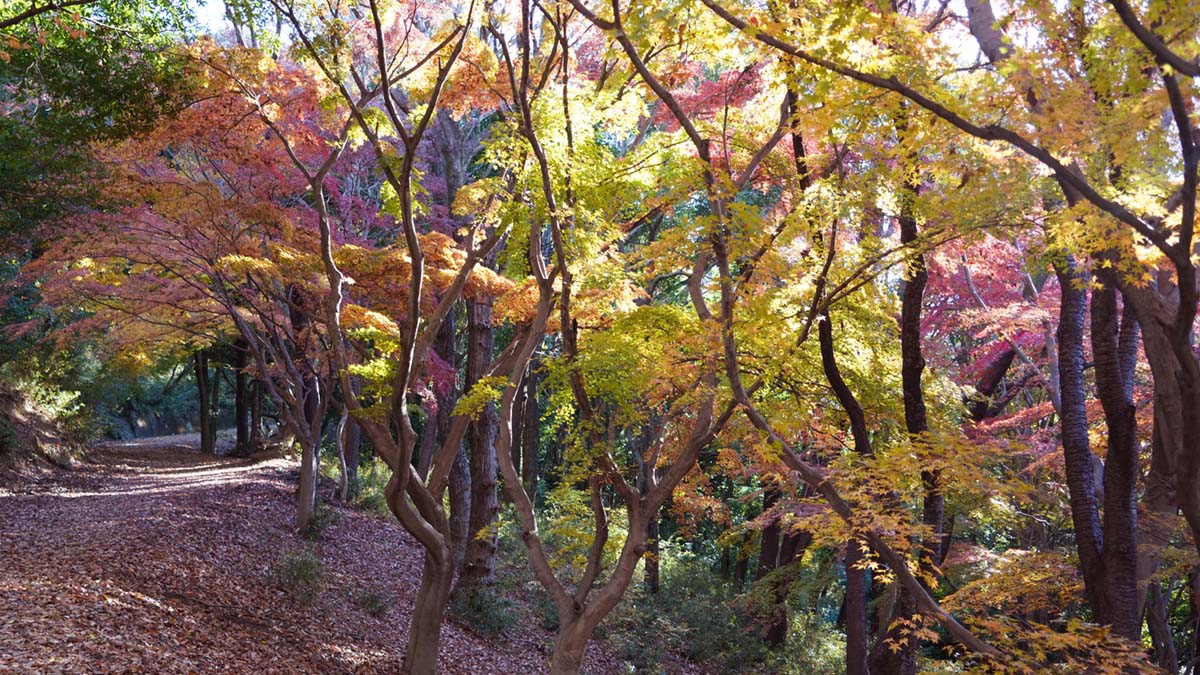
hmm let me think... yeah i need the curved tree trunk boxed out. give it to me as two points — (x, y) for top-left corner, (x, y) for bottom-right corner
(403, 552), (455, 675)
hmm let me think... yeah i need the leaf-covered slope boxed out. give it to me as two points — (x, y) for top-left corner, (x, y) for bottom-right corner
(0, 439), (652, 674)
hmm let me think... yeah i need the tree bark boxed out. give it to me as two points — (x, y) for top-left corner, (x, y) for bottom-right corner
(250, 378), (263, 447)
(871, 150), (928, 675)
(521, 358), (540, 497)
(288, 285), (320, 533)
(819, 310), (873, 674)
(234, 338), (250, 453)
(1146, 581), (1180, 672)
(456, 298), (500, 593)
(1090, 281), (1140, 639)
(194, 350), (214, 455)
(403, 552), (455, 675)
(845, 540), (871, 675)
(208, 354), (221, 452)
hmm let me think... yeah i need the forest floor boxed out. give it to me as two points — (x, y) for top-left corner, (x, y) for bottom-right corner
(0, 436), (650, 674)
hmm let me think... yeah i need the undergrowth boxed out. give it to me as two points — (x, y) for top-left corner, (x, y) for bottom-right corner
(271, 548), (324, 605)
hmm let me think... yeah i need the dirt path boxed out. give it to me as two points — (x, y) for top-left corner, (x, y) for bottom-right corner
(0, 438), (617, 674)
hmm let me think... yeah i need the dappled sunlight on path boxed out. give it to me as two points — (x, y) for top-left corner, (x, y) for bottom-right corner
(0, 435), (612, 674)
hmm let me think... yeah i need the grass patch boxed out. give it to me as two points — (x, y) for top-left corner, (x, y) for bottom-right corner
(271, 548), (324, 605)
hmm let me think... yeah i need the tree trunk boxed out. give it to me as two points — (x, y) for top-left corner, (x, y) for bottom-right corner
(343, 413), (361, 493)
(403, 552), (455, 675)
(643, 514), (660, 594)
(448, 449), (470, 570)
(845, 540), (871, 675)
(208, 355), (221, 452)
(234, 338), (250, 453)
(733, 533), (749, 592)
(1055, 259), (1108, 618)
(755, 484), (789, 647)
(250, 379), (263, 447)
(289, 284), (320, 533)
(1146, 582), (1180, 672)
(548, 618), (591, 675)
(1090, 281), (1140, 639)
(194, 350), (214, 455)
(509, 372), (525, 504)
(521, 358), (540, 498)
(456, 298), (500, 592)
(872, 157), (928, 675)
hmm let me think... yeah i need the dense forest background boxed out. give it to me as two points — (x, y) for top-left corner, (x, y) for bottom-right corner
(1, 0), (1198, 672)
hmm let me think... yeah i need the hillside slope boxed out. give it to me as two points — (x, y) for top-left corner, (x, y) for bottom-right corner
(0, 438), (660, 674)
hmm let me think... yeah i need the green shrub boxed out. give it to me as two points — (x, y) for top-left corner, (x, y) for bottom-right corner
(451, 586), (518, 638)
(303, 502), (340, 540)
(353, 588), (393, 617)
(271, 549), (324, 605)
(534, 588), (560, 632)
(765, 612), (845, 675)
(0, 418), (15, 455)
(350, 458), (392, 517)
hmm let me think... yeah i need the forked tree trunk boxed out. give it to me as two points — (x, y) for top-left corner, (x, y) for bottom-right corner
(547, 617), (593, 675)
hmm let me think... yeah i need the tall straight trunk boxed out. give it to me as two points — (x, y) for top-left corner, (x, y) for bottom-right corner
(194, 350), (215, 455)
(756, 486), (782, 582)
(234, 339), (250, 452)
(510, 374), (525, 499)
(845, 541), (871, 675)
(426, 307), (469, 569)
(763, 529), (811, 647)
(250, 379), (263, 447)
(521, 358), (540, 497)
(733, 532), (750, 592)
(755, 483), (797, 647)
(644, 514), (660, 594)
(1090, 282), (1140, 639)
(343, 414), (361, 491)
(456, 298), (500, 592)
(872, 157), (928, 675)
(208, 356), (221, 452)
(1055, 260), (1110, 619)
